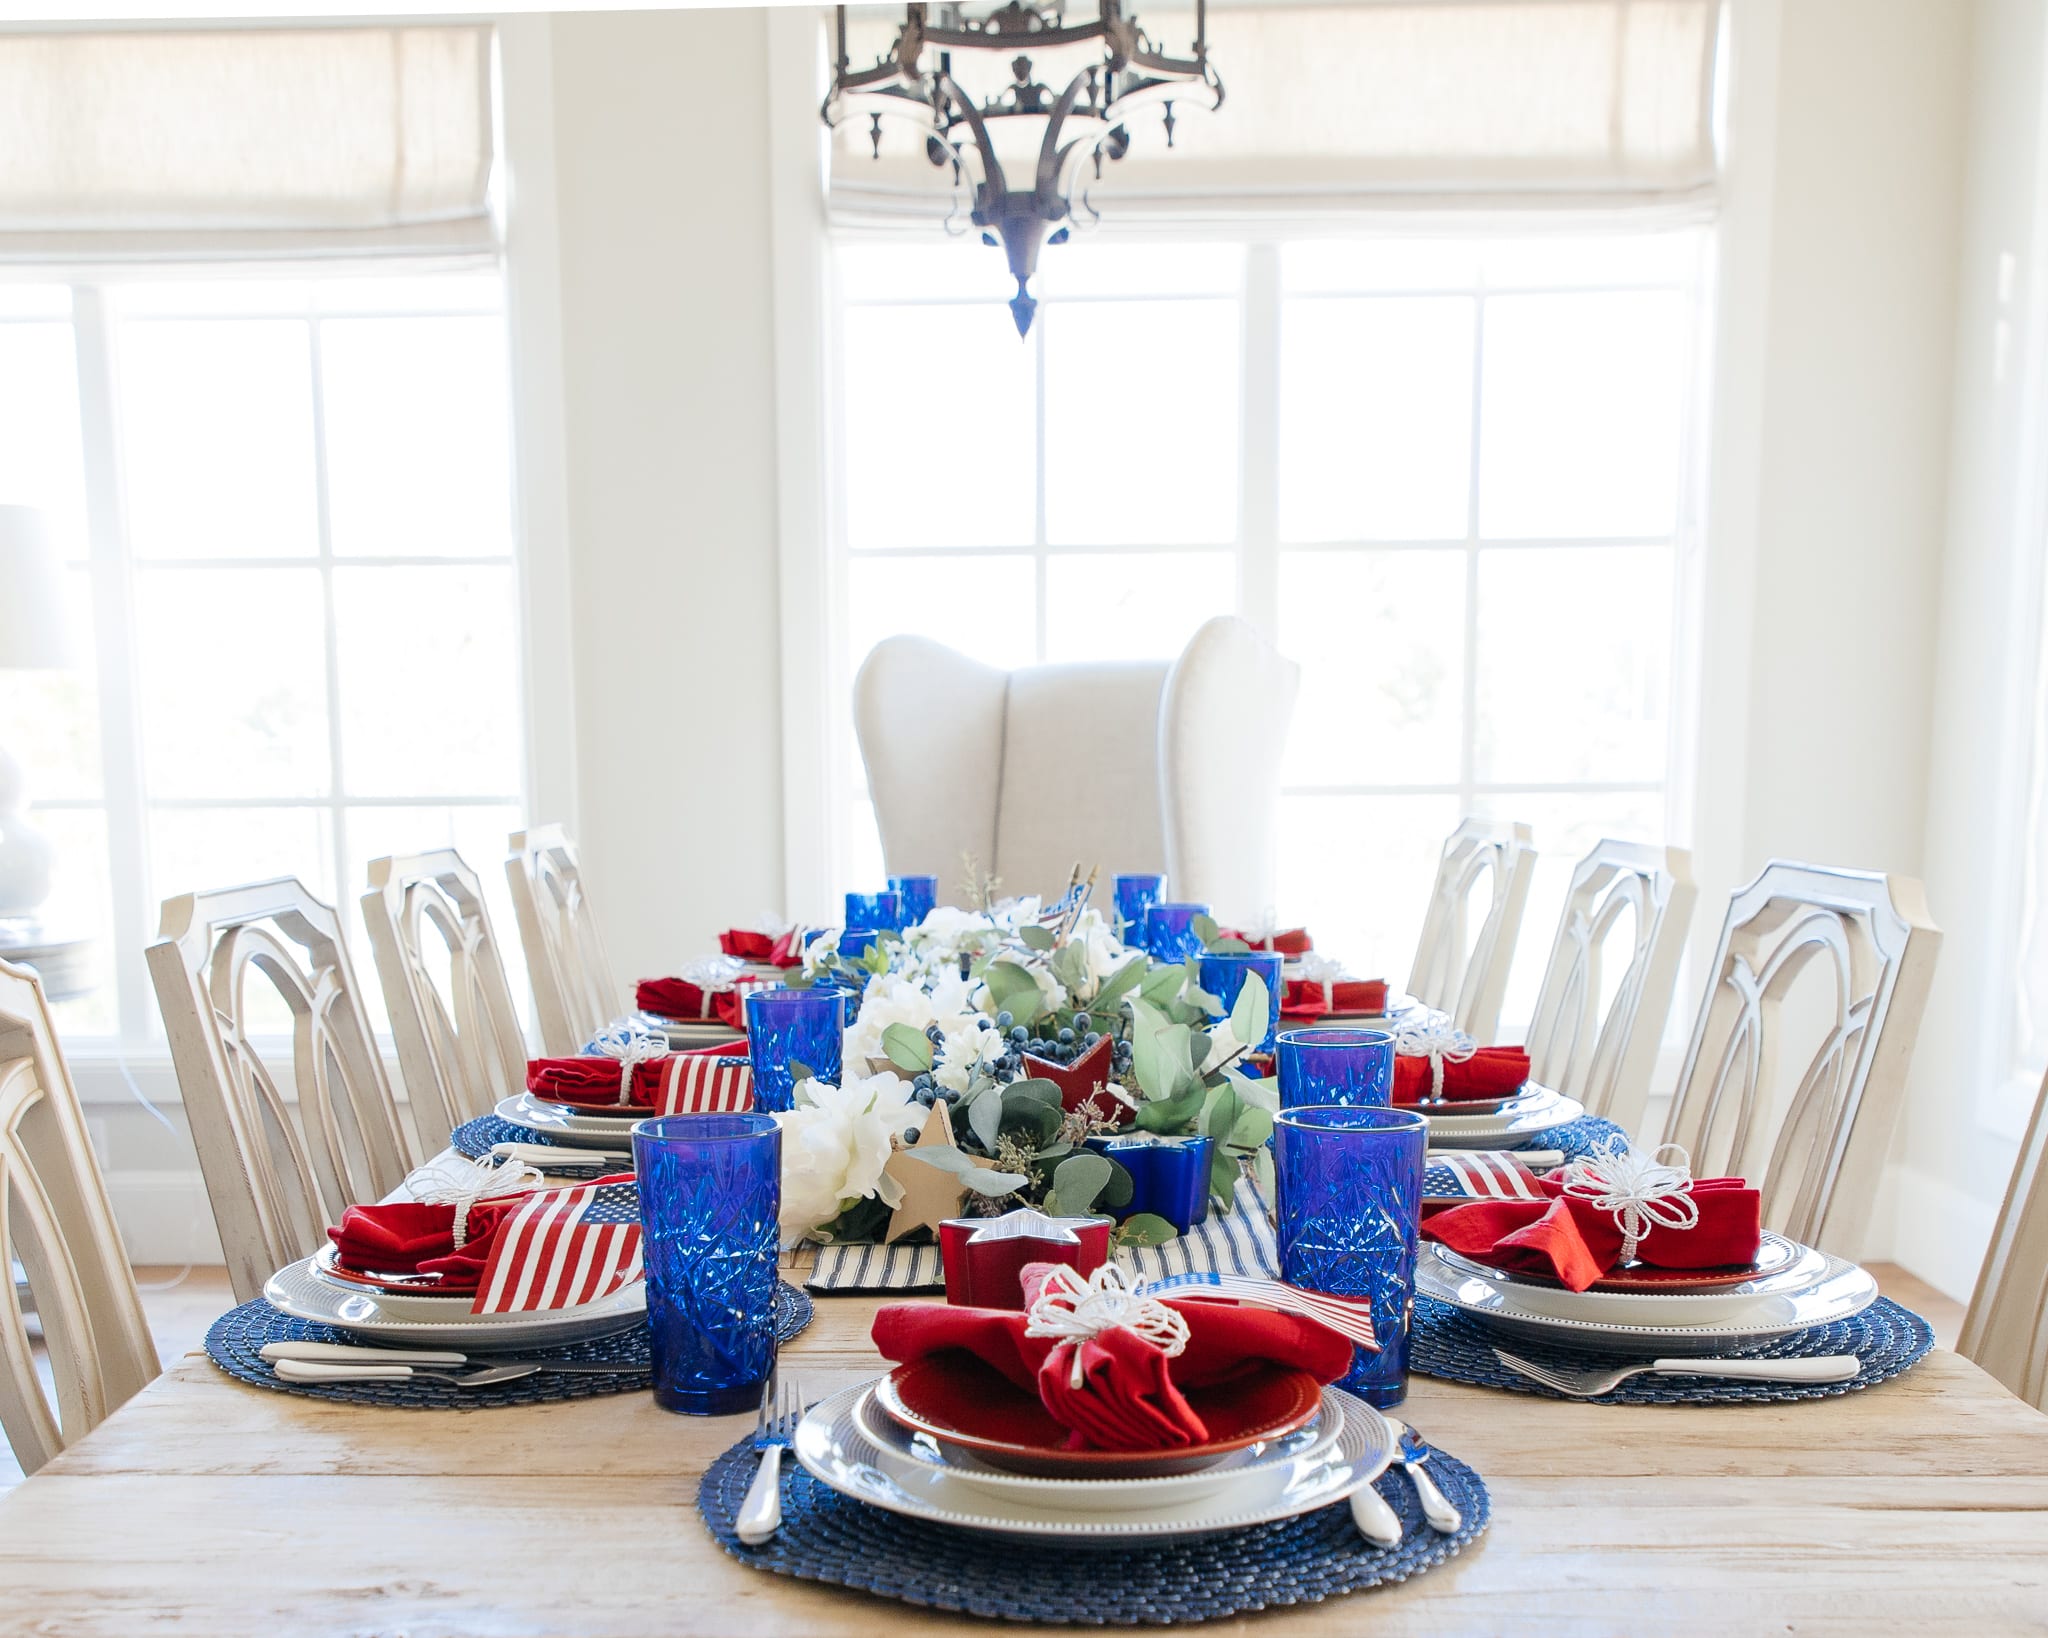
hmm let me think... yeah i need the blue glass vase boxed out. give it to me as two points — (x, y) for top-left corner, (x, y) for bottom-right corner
(1083, 1134), (1211, 1232)
(1273, 1105), (1426, 1408)
(1141, 900), (1210, 962)
(1275, 1027), (1394, 1109)
(630, 1113), (782, 1416)
(1113, 873), (1165, 936)
(744, 987), (842, 1113)
(837, 928), (885, 961)
(844, 890), (904, 932)
(1198, 951), (1285, 1053)
(888, 874), (938, 926)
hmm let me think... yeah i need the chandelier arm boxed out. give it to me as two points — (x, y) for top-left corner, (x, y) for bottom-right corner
(936, 69), (1009, 211)
(1032, 68), (1099, 202)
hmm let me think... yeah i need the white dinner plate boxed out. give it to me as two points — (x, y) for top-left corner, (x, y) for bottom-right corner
(264, 1252), (645, 1349)
(1421, 1084), (1585, 1148)
(495, 1091), (663, 1149)
(1417, 1241), (1879, 1354)
(1424, 1234), (1831, 1325)
(852, 1383), (1347, 1511)
(632, 1012), (745, 1050)
(794, 1379), (1394, 1542)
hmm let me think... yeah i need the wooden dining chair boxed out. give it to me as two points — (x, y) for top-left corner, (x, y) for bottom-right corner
(1523, 839), (1697, 1137)
(505, 824), (621, 1057)
(1660, 861), (1940, 1256)
(1407, 817), (1538, 1042)
(0, 958), (159, 1475)
(361, 848), (528, 1147)
(1959, 1066), (2048, 1409)
(148, 878), (417, 1304)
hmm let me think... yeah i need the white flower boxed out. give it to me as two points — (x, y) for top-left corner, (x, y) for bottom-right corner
(1068, 907), (1130, 995)
(906, 905), (994, 960)
(934, 1015), (1007, 1092)
(844, 975), (937, 1068)
(798, 929), (842, 979)
(774, 1070), (917, 1237)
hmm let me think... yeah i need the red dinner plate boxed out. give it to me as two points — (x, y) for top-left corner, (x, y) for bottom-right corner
(311, 1243), (477, 1299)
(873, 1353), (1325, 1478)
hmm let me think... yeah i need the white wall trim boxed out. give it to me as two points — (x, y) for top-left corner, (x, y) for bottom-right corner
(500, 12), (582, 838)
(767, 7), (836, 918)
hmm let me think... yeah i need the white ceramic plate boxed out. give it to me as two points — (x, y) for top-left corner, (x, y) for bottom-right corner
(264, 1252), (645, 1349)
(631, 1013), (745, 1050)
(1417, 1242), (1879, 1354)
(1421, 1085), (1585, 1148)
(495, 1092), (661, 1149)
(794, 1379), (1394, 1543)
(852, 1384), (1347, 1511)
(1424, 1234), (1830, 1325)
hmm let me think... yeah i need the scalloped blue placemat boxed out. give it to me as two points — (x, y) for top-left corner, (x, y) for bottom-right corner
(1410, 1292), (1933, 1404)
(451, 1112), (629, 1164)
(698, 1427), (1490, 1625)
(205, 1281), (814, 1410)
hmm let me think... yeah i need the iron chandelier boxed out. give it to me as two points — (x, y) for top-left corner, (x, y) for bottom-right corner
(824, 2), (1223, 335)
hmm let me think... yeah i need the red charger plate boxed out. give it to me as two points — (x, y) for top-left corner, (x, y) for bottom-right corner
(872, 1353), (1325, 1478)
(311, 1243), (477, 1300)
(1441, 1231), (1801, 1294)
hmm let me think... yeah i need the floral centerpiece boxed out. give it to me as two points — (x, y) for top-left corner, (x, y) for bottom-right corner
(773, 875), (1279, 1250)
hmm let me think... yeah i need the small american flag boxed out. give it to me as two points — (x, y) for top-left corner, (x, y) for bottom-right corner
(1437, 1150), (1545, 1200)
(651, 1054), (755, 1117)
(472, 1182), (644, 1315)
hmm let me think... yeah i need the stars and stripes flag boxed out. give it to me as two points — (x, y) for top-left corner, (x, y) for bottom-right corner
(651, 1054), (754, 1117)
(1436, 1150), (1545, 1200)
(472, 1181), (644, 1315)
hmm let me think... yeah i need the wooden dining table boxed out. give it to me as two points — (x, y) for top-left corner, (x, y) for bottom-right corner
(4, 1281), (2047, 1637)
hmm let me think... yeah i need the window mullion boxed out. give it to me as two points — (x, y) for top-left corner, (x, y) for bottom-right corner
(1238, 243), (1281, 640)
(1459, 294), (1486, 815)
(69, 285), (154, 1043)
(307, 313), (352, 906)
(1033, 307), (1049, 664)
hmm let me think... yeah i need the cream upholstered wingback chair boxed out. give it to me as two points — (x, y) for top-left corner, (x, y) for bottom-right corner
(854, 616), (1299, 914)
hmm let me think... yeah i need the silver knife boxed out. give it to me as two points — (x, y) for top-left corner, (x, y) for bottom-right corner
(260, 1340), (641, 1373)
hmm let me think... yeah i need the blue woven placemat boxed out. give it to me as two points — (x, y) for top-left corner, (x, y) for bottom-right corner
(1537, 1114), (1627, 1159)
(698, 1429), (1490, 1625)
(206, 1281), (814, 1409)
(1411, 1293), (1933, 1404)
(451, 1112), (633, 1163)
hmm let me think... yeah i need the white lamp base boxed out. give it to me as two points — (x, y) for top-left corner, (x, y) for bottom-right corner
(0, 743), (54, 920)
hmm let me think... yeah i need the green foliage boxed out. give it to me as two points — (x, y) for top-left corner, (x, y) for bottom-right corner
(1209, 1145), (1243, 1205)
(1228, 972), (1270, 1059)
(1113, 1212), (1180, 1247)
(905, 1146), (1027, 1196)
(1091, 955), (1148, 1015)
(1042, 1151), (1114, 1217)
(787, 1059), (815, 1087)
(881, 1022), (934, 1075)
(1190, 913), (1221, 948)
(1017, 924), (1056, 952)
(983, 959), (1042, 1023)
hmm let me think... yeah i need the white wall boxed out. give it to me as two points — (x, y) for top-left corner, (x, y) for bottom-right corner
(546, 6), (789, 982)
(1890, 0), (2048, 1298)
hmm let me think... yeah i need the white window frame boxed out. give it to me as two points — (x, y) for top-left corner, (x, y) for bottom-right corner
(4, 266), (537, 1057)
(813, 225), (1715, 974)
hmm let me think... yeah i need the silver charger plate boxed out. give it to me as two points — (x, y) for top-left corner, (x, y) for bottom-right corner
(495, 1091), (656, 1149)
(264, 1252), (646, 1349)
(1417, 1241), (1880, 1355)
(1426, 1233), (1827, 1324)
(853, 1383), (1348, 1511)
(794, 1379), (1395, 1543)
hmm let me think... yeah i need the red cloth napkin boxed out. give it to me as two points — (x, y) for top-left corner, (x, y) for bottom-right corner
(525, 1050), (754, 1115)
(634, 976), (761, 1030)
(1392, 1045), (1530, 1104)
(326, 1198), (522, 1290)
(1220, 926), (1312, 955)
(1281, 976), (1388, 1018)
(871, 1264), (1354, 1451)
(1421, 1177), (1762, 1292)
(718, 928), (800, 967)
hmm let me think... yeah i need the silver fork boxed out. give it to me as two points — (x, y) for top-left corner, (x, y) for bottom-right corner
(735, 1371), (806, 1545)
(1492, 1348), (1861, 1398)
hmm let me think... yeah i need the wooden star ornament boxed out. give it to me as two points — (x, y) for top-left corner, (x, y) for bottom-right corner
(881, 1100), (995, 1244)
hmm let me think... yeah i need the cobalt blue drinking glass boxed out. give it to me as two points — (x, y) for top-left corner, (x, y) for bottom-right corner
(1113, 873), (1165, 935)
(1273, 1105), (1427, 1408)
(1198, 951), (1285, 1052)
(1275, 1027), (1394, 1109)
(837, 928), (884, 960)
(844, 890), (904, 932)
(1141, 900), (1210, 962)
(631, 1113), (781, 1416)
(744, 986), (842, 1113)
(888, 874), (938, 926)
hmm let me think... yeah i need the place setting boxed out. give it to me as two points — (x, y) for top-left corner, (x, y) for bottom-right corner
(204, 1143), (813, 1411)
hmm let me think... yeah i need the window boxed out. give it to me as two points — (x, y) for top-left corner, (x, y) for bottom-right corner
(0, 271), (524, 1045)
(830, 230), (1709, 1031)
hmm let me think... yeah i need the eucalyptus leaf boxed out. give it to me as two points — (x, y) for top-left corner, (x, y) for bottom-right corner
(1139, 965), (1185, 1006)
(968, 1083), (1005, 1151)
(1128, 998), (1171, 1101)
(1097, 1155), (1135, 1210)
(787, 1059), (815, 1087)
(1228, 971), (1270, 1054)
(1203, 1084), (1243, 1143)
(1190, 913), (1221, 949)
(1046, 1152), (1114, 1217)
(1209, 1146), (1242, 1206)
(1018, 923), (1056, 952)
(1135, 1079), (1205, 1133)
(1113, 1212), (1180, 1247)
(985, 959), (1041, 1020)
(783, 970), (815, 990)
(1210, 936), (1252, 954)
(1251, 1144), (1276, 1200)
(1227, 1068), (1280, 1113)
(1229, 1104), (1274, 1149)
(881, 1021), (935, 1075)
(1033, 1139), (1074, 1162)
(1050, 939), (1089, 995)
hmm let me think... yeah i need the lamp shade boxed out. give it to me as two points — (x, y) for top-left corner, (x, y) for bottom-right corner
(0, 507), (76, 670)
